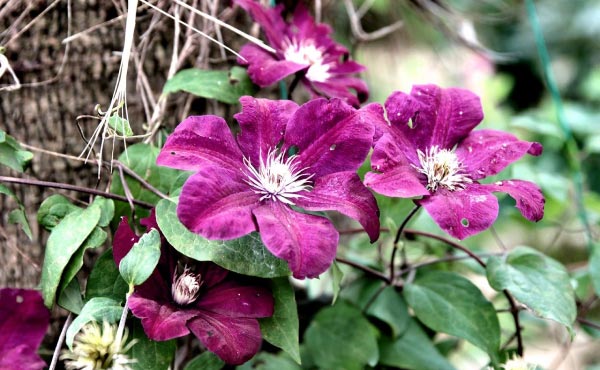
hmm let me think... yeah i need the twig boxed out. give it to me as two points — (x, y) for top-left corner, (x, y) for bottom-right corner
(577, 317), (600, 331)
(390, 205), (421, 282)
(343, 0), (403, 41)
(0, 176), (154, 209)
(335, 256), (389, 283)
(49, 313), (73, 370)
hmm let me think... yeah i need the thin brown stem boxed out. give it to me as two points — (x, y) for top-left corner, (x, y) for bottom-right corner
(390, 205), (421, 282)
(0, 176), (154, 209)
(335, 257), (389, 283)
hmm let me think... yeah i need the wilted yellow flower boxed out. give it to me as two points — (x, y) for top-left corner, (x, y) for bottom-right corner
(61, 321), (136, 370)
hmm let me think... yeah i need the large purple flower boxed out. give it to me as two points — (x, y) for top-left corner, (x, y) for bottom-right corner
(0, 288), (50, 370)
(364, 84), (545, 240)
(113, 212), (274, 365)
(235, 0), (368, 107)
(156, 96), (380, 279)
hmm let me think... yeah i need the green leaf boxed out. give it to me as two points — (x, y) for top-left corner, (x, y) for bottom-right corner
(58, 227), (107, 306)
(486, 246), (577, 333)
(119, 229), (161, 287)
(37, 194), (81, 230)
(366, 286), (410, 338)
(92, 197), (114, 227)
(108, 114), (134, 137)
(111, 143), (182, 220)
(156, 199), (289, 278)
(237, 352), (301, 370)
(41, 205), (101, 308)
(260, 278), (300, 364)
(590, 243), (600, 297)
(86, 248), (128, 302)
(0, 129), (33, 172)
(379, 318), (456, 370)
(58, 277), (84, 314)
(1, 184), (32, 239)
(330, 261), (343, 305)
(8, 208), (32, 240)
(404, 271), (500, 360)
(184, 351), (224, 370)
(163, 66), (257, 104)
(304, 301), (379, 370)
(130, 319), (176, 370)
(66, 297), (122, 349)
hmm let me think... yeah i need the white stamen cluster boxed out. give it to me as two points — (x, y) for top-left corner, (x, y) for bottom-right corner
(283, 39), (331, 82)
(172, 267), (203, 306)
(244, 149), (314, 205)
(413, 145), (472, 192)
(61, 321), (136, 370)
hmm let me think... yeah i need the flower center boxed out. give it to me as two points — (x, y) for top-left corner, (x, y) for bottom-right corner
(283, 40), (331, 82)
(171, 267), (203, 306)
(244, 148), (314, 205)
(413, 145), (472, 192)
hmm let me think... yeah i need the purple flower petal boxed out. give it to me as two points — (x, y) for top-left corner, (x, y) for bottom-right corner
(238, 44), (307, 87)
(177, 167), (259, 240)
(235, 97), (299, 165)
(196, 282), (273, 318)
(253, 202), (338, 279)
(128, 295), (196, 341)
(156, 115), (244, 172)
(188, 314), (263, 365)
(311, 76), (369, 107)
(286, 99), (374, 178)
(417, 185), (499, 240)
(456, 129), (543, 180)
(112, 217), (139, 266)
(484, 179), (545, 222)
(295, 171), (380, 242)
(235, 0), (288, 47)
(385, 85), (484, 150)
(0, 288), (49, 370)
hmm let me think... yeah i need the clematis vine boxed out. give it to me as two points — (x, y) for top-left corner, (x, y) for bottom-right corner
(364, 84), (545, 240)
(0, 288), (50, 370)
(235, 0), (368, 107)
(113, 211), (274, 365)
(157, 96), (381, 279)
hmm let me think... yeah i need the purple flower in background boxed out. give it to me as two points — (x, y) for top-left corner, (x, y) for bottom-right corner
(364, 84), (545, 240)
(113, 212), (274, 365)
(235, 0), (368, 107)
(0, 288), (50, 370)
(157, 96), (380, 278)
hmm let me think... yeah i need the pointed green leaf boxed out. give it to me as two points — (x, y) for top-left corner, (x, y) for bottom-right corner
(108, 115), (134, 137)
(237, 352), (301, 370)
(155, 199), (289, 278)
(260, 278), (300, 364)
(0, 129), (33, 172)
(379, 318), (456, 370)
(130, 319), (176, 370)
(184, 351), (224, 370)
(86, 248), (128, 302)
(66, 297), (122, 349)
(41, 205), (101, 308)
(92, 197), (115, 227)
(163, 66), (257, 104)
(304, 301), (379, 370)
(487, 246), (576, 332)
(58, 277), (84, 314)
(366, 286), (410, 338)
(8, 208), (32, 240)
(404, 271), (500, 360)
(119, 229), (161, 287)
(330, 261), (343, 305)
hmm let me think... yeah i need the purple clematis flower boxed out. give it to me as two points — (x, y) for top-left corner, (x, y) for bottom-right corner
(235, 0), (368, 107)
(156, 96), (380, 279)
(113, 211), (274, 365)
(0, 288), (50, 370)
(364, 84), (545, 240)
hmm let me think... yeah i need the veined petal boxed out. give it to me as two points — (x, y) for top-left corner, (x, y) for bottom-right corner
(235, 0), (288, 47)
(286, 99), (375, 178)
(484, 179), (545, 222)
(385, 85), (483, 150)
(112, 217), (139, 266)
(0, 345), (46, 370)
(456, 129), (543, 180)
(364, 167), (429, 198)
(253, 202), (338, 279)
(178, 167), (259, 240)
(310, 77), (369, 107)
(188, 314), (262, 365)
(295, 172), (380, 242)
(417, 185), (499, 240)
(157, 115), (244, 172)
(196, 282), (274, 318)
(238, 44), (307, 87)
(235, 97), (299, 166)
(128, 295), (195, 341)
